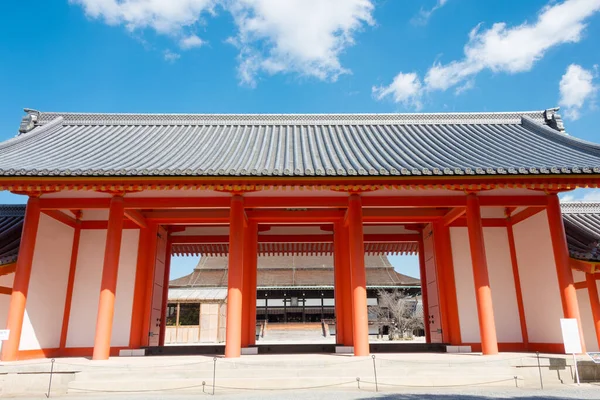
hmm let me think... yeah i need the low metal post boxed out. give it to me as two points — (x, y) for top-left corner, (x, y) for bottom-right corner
(356, 377), (360, 390)
(45, 359), (55, 398)
(536, 352), (543, 390)
(212, 357), (217, 395)
(372, 355), (378, 392)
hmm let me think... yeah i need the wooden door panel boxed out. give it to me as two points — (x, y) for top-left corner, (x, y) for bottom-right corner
(148, 226), (167, 345)
(423, 224), (443, 344)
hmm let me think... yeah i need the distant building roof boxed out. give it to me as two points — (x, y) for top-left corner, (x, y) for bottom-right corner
(169, 255), (421, 289)
(168, 287), (227, 302)
(0, 205), (25, 266)
(561, 202), (600, 262)
(1, 108), (599, 177)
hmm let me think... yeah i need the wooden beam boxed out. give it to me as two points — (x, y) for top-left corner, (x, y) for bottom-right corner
(477, 196), (547, 207)
(575, 281), (587, 290)
(124, 209), (147, 229)
(170, 233), (420, 245)
(443, 207), (466, 226)
(80, 220), (139, 230)
(362, 208), (447, 223)
(244, 197), (347, 208)
(42, 210), (77, 228)
(510, 207), (545, 225)
(570, 258), (595, 274)
(361, 196), (466, 208)
(40, 198), (111, 210)
(247, 210), (345, 223)
(0, 286), (12, 295)
(124, 197), (230, 209)
(143, 210), (230, 224)
(0, 263), (17, 276)
(450, 218), (508, 227)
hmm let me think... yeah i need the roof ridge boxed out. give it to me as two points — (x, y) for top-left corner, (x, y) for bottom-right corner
(36, 110), (547, 126)
(561, 202), (600, 214)
(0, 205), (26, 217)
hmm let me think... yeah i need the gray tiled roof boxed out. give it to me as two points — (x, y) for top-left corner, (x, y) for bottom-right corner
(169, 255), (420, 288)
(1, 109), (599, 177)
(562, 202), (600, 262)
(0, 205), (25, 266)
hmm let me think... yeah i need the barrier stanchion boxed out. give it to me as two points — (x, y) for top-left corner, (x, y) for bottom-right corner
(371, 355), (378, 392)
(45, 358), (55, 398)
(536, 351), (543, 390)
(356, 377), (360, 389)
(212, 357), (217, 395)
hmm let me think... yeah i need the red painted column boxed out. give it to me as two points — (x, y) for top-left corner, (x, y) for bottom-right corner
(92, 196), (125, 360)
(546, 193), (586, 352)
(140, 223), (159, 347)
(340, 224), (354, 346)
(225, 195), (245, 358)
(417, 233), (431, 344)
(506, 222), (529, 349)
(59, 217), (82, 353)
(158, 237), (172, 346)
(586, 273), (600, 350)
(333, 221), (346, 345)
(465, 194), (498, 355)
(246, 222), (258, 346)
(1, 196), (41, 361)
(433, 222), (461, 345)
(347, 195), (369, 356)
(129, 226), (151, 349)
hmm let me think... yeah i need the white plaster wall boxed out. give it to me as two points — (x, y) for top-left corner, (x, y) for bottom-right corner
(577, 287), (599, 352)
(19, 214), (74, 351)
(66, 229), (139, 348)
(450, 227), (480, 343)
(483, 228), (522, 343)
(0, 273), (15, 332)
(512, 210), (564, 344)
(450, 227), (523, 343)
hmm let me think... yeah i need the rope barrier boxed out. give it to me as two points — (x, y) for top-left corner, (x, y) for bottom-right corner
(358, 377), (525, 389)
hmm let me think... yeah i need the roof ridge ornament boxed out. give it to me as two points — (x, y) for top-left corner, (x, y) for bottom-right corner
(543, 107), (565, 133)
(18, 108), (40, 134)
(561, 201), (600, 214)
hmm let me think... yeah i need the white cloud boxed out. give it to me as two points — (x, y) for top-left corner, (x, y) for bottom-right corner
(560, 189), (600, 202)
(180, 34), (206, 49)
(71, 0), (375, 84)
(372, 72), (423, 110)
(375, 0), (600, 107)
(411, 0), (448, 26)
(71, 0), (217, 34)
(164, 50), (181, 62)
(226, 0), (375, 86)
(559, 64), (598, 120)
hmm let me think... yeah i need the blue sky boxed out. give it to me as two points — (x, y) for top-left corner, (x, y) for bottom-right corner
(1, 0), (600, 279)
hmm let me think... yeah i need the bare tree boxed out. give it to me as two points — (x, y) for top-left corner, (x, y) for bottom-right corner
(369, 289), (424, 340)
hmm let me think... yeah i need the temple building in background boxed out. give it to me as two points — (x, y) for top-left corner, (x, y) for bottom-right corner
(0, 108), (600, 361)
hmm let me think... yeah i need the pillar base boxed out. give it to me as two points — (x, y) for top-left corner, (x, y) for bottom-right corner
(335, 346), (354, 354)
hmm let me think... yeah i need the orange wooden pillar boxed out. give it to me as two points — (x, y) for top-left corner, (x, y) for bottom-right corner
(242, 221), (258, 347)
(465, 194), (498, 355)
(92, 196), (125, 360)
(433, 222), (461, 345)
(340, 224), (354, 347)
(506, 221), (529, 349)
(59, 217), (82, 353)
(140, 222), (159, 347)
(1, 196), (41, 362)
(129, 226), (152, 349)
(225, 195), (245, 358)
(546, 193), (586, 352)
(586, 273), (600, 349)
(417, 233), (431, 344)
(246, 222), (258, 346)
(347, 194), (369, 356)
(158, 237), (172, 347)
(333, 221), (346, 345)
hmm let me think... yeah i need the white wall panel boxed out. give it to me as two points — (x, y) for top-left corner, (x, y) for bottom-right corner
(512, 210), (563, 343)
(577, 287), (598, 352)
(66, 229), (139, 348)
(450, 227), (480, 343)
(0, 273), (14, 331)
(483, 228), (522, 343)
(20, 214), (74, 350)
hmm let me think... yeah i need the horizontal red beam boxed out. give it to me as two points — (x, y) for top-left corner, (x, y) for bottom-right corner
(38, 195), (550, 211)
(247, 210), (345, 223)
(361, 208), (447, 223)
(42, 210), (77, 228)
(170, 233), (420, 245)
(80, 220), (139, 229)
(570, 258), (595, 274)
(124, 209), (147, 229)
(510, 207), (544, 225)
(449, 218), (508, 227)
(574, 281), (586, 290)
(143, 210), (230, 224)
(442, 207), (466, 226)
